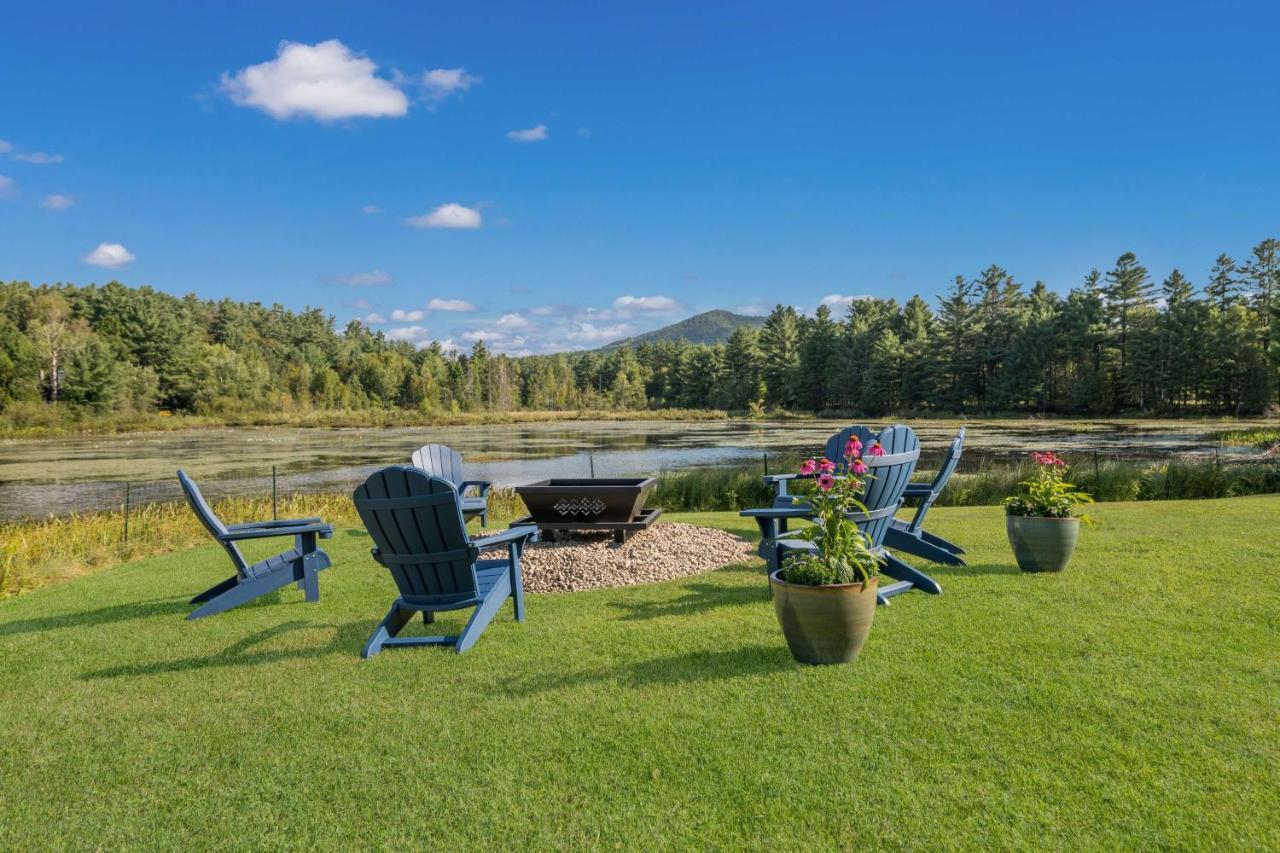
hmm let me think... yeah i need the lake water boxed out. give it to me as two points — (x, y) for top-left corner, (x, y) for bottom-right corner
(0, 418), (1265, 521)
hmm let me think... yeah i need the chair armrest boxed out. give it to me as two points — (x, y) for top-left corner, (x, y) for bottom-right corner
(740, 506), (817, 519)
(226, 517), (322, 530)
(459, 480), (492, 496)
(220, 523), (333, 541)
(471, 525), (535, 551)
(902, 483), (933, 497)
(763, 473), (808, 484)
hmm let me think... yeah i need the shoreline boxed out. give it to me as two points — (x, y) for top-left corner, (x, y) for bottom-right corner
(1, 406), (1272, 442)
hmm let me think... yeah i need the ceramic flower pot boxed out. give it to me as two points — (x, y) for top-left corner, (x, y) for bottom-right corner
(769, 570), (877, 664)
(1005, 515), (1080, 572)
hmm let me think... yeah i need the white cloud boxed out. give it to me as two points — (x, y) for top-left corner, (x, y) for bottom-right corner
(436, 339), (459, 354)
(529, 305), (556, 316)
(819, 293), (873, 311)
(0, 176), (15, 199)
(363, 311), (387, 324)
(386, 325), (430, 343)
(391, 308), (426, 322)
(506, 124), (548, 143)
(84, 242), (136, 268)
(736, 303), (768, 316)
(569, 322), (633, 343)
(336, 269), (391, 286)
(220, 39), (409, 121)
(41, 193), (75, 210)
(427, 298), (477, 312)
(412, 203), (483, 229)
(406, 203), (482, 229)
(612, 294), (679, 312)
(360, 204), (381, 214)
(14, 151), (63, 164)
(494, 312), (530, 330)
(419, 67), (481, 100)
(0, 140), (11, 154)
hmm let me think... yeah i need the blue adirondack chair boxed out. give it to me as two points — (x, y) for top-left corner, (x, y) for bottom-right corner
(353, 466), (536, 657)
(885, 428), (966, 565)
(766, 425), (967, 565)
(410, 443), (492, 526)
(178, 470), (333, 620)
(742, 424), (941, 604)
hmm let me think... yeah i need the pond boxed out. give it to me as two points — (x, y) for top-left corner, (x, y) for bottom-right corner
(0, 417), (1264, 521)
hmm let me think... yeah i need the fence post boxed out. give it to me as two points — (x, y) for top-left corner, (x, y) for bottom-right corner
(272, 465), (278, 520)
(123, 482), (131, 544)
(763, 451), (769, 477)
(1093, 450), (1100, 480)
(589, 454), (595, 478)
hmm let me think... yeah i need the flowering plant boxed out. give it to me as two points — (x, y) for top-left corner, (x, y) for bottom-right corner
(782, 436), (885, 586)
(1003, 451), (1094, 519)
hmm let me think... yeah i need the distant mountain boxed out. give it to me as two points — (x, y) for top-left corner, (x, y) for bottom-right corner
(599, 309), (766, 349)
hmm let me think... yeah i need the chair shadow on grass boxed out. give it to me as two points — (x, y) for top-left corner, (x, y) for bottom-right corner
(0, 596), (194, 638)
(79, 618), (371, 680)
(608, 575), (768, 621)
(931, 561), (1022, 577)
(504, 643), (794, 696)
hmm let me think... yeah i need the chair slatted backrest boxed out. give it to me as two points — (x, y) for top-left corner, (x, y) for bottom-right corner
(928, 428), (966, 494)
(177, 470), (247, 574)
(353, 466), (480, 603)
(823, 425), (877, 476)
(852, 424), (920, 547)
(410, 444), (466, 488)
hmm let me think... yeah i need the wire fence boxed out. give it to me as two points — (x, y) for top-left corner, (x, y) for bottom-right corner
(2, 443), (1272, 534)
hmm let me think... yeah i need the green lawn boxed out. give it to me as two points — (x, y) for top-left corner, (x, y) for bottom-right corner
(1, 499), (1277, 849)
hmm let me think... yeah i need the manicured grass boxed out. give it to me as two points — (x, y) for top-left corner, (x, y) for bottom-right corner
(1, 500), (1277, 849)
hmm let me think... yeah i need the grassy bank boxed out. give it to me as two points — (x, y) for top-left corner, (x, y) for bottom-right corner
(0, 489), (526, 599)
(6, 456), (1280, 597)
(653, 455), (1280, 511)
(1212, 425), (1280, 449)
(0, 500), (1276, 848)
(0, 405), (732, 439)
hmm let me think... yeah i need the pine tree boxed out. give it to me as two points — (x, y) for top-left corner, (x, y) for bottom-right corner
(759, 305), (801, 409)
(1103, 252), (1154, 408)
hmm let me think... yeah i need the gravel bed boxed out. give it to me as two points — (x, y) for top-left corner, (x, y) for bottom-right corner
(484, 522), (756, 593)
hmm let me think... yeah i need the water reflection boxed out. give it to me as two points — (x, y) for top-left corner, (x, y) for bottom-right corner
(0, 417), (1261, 522)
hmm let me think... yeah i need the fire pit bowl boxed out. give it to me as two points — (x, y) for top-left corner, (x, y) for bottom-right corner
(513, 478), (661, 542)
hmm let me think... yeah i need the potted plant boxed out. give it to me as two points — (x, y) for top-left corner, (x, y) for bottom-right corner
(1003, 451), (1093, 572)
(770, 436), (884, 665)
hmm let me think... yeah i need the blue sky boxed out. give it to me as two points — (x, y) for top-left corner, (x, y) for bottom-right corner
(2, 1), (1278, 353)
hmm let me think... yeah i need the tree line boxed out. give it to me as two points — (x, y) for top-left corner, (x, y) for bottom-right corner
(1, 237), (1277, 420)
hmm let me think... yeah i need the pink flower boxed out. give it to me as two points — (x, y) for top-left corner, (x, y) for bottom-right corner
(866, 441), (886, 457)
(816, 473), (836, 491)
(1032, 451), (1067, 467)
(852, 459), (868, 474)
(844, 437), (863, 458)
(817, 458), (836, 473)
(799, 458), (816, 476)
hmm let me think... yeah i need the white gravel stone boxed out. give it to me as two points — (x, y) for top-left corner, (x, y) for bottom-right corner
(484, 522), (756, 593)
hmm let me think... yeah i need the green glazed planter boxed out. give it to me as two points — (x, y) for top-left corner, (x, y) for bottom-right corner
(1006, 515), (1080, 572)
(769, 571), (877, 665)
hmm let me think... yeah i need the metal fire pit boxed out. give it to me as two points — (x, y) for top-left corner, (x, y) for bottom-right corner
(512, 478), (662, 543)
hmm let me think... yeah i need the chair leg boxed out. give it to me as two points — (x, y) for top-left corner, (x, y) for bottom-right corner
(880, 553), (942, 596)
(191, 574), (239, 604)
(480, 511), (488, 528)
(188, 570), (293, 620)
(509, 554), (526, 622)
(921, 528), (966, 555)
(885, 526), (967, 566)
(301, 564), (320, 602)
(362, 601), (417, 658)
(455, 574), (513, 654)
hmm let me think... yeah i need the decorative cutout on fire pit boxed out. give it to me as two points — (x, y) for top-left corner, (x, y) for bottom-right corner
(554, 497), (607, 517)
